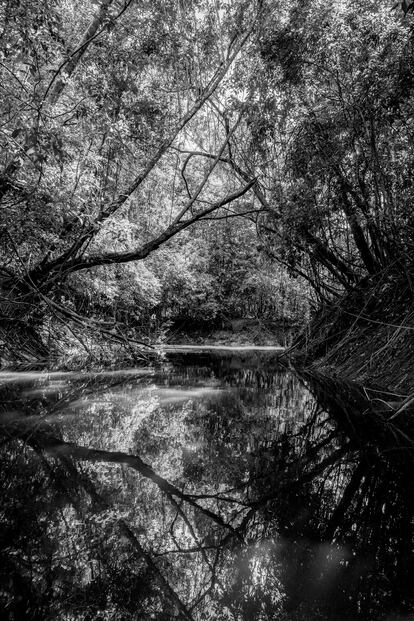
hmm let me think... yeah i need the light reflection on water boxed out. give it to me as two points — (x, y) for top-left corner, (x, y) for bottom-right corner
(0, 351), (414, 620)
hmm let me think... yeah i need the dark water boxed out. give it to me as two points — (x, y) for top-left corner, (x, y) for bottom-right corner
(1, 351), (414, 620)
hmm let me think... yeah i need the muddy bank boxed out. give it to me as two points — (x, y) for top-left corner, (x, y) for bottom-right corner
(296, 270), (414, 394)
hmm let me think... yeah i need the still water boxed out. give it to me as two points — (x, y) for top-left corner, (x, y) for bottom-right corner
(1, 350), (413, 620)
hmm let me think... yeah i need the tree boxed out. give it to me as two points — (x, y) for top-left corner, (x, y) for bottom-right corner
(0, 0), (263, 356)
(216, 0), (414, 302)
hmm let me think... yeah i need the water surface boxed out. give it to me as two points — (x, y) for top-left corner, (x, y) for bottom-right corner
(1, 350), (413, 620)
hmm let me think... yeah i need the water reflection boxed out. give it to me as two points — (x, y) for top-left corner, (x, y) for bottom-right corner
(0, 352), (413, 620)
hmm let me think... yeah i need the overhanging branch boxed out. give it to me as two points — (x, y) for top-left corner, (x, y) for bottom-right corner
(38, 179), (256, 279)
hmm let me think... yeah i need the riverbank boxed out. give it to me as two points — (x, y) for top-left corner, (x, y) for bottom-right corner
(166, 319), (298, 349)
(4, 273), (413, 394)
(296, 269), (414, 395)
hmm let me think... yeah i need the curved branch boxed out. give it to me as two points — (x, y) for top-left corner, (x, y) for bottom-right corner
(32, 8), (262, 279)
(46, 179), (256, 278)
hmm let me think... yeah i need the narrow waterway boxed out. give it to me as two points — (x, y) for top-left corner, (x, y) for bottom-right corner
(1, 350), (413, 620)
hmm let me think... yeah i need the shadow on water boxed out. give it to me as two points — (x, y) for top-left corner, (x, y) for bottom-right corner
(0, 351), (414, 620)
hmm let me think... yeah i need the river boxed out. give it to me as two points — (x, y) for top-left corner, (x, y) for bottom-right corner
(0, 349), (413, 620)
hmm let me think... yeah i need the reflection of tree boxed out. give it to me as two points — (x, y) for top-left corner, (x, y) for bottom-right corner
(0, 438), (198, 619)
(294, 372), (414, 619)
(2, 363), (414, 619)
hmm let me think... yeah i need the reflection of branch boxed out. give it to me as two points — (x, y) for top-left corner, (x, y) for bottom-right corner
(154, 544), (221, 557)
(29, 434), (242, 539)
(186, 492), (248, 505)
(40, 450), (196, 620)
(37, 440), (221, 617)
(189, 548), (221, 612)
(224, 445), (351, 542)
(324, 460), (367, 540)
(169, 495), (212, 567)
(118, 520), (196, 621)
(167, 493), (225, 598)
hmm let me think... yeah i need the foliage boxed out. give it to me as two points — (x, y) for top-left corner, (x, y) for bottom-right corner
(3, 0), (414, 358)
(233, 0), (414, 303)
(0, 0), (302, 359)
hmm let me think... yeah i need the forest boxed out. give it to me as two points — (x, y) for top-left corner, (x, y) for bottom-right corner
(4, 2), (414, 620)
(1, 0), (413, 372)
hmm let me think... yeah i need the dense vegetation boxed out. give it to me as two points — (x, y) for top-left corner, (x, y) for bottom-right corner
(3, 3), (414, 617)
(1, 0), (414, 364)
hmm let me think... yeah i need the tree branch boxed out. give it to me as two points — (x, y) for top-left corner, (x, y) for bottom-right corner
(33, 179), (256, 280)
(40, 9), (262, 274)
(45, 0), (120, 105)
